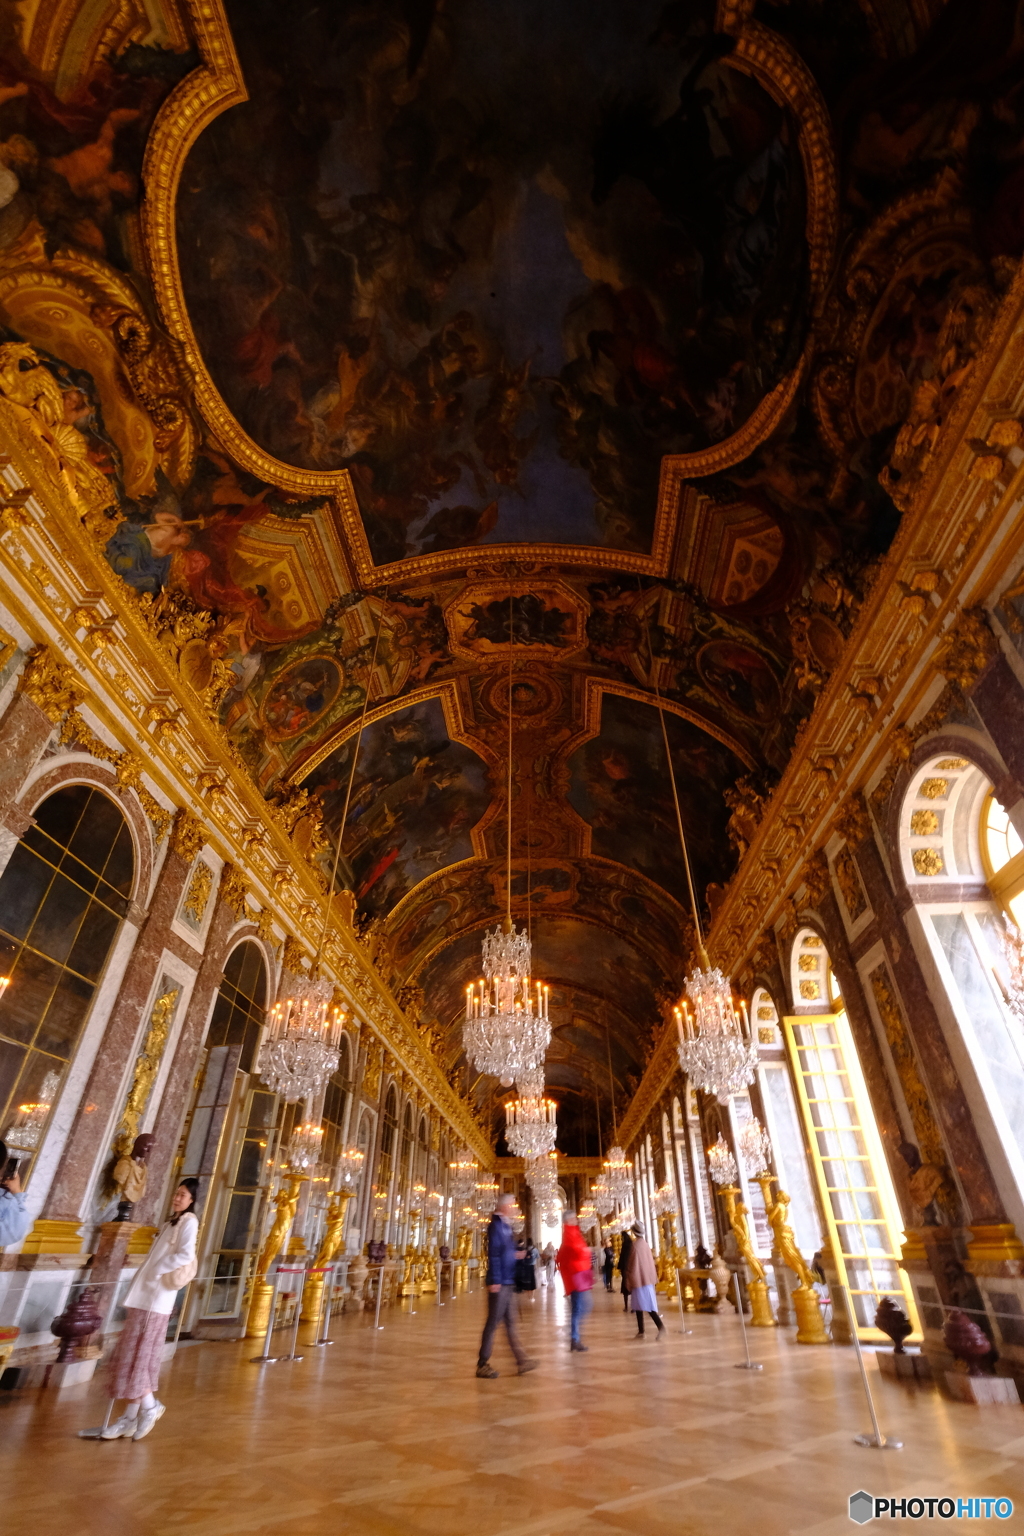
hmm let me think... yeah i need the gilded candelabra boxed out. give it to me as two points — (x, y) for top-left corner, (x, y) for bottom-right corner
(300, 1188), (354, 1323)
(245, 1172), (304, 1338)
(420, 1213), (439, 1293)
(718, 1184), (776, 1327)
(755, 1173), (828, 1344)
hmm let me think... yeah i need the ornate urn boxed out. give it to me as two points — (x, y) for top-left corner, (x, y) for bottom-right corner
(874, 1297), (913, 1354)
(51, 1287), (101, 1362)
(942, 1308), (992, 1375)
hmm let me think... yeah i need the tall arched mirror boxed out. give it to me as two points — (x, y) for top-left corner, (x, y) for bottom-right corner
(0, 785), (134, 1182)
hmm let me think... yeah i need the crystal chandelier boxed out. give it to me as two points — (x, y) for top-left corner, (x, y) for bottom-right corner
(287, 1121), (324, 1171)
(448, 1151), (480, 1202)
(651, 1182), (677, 1216)
(4, 1068), (60, 1152)
(475, 1176), (499, 1213)
(579, 1201), (598, 1230)
(464, 922), (550, 1086)
(675, 974), (759, 1107)
(525, 1150), (558, 1198)
(603, 1145), (633, 1204)
(505, 1094), (557, 1159)
(737, 1116), (771, 1175)
(462, 605), (552, 1087)
(649, 683), (759, 1107)
(707, 1133), (739, 1186)
(335, 1145), (365, 1188)
(591, 1177), (614, 1217)
(258, 974), (345, 1103)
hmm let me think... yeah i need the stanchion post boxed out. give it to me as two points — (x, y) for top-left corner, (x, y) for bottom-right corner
(733, 1267), (762, 1371)
(306, 1264), (333, 1348)
(437, 1259), (445, 1306)
(840, 1282), (903, 1450)
(250, 1269), (284, 1364)
(373, 1264), (385, 1330)
(271, 1265), (306, 1363)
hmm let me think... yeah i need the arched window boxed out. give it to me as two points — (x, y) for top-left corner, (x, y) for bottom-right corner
(205, 942), (267, 1073)
(376, 1085), (398, 1197)
(785, 928), (916, 1334)
(0, 785), (133, 1177)
(981, 791), (1024, 925)
(900, 754), (1024, 1209)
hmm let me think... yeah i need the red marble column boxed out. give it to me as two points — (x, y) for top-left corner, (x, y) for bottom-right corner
(43, 844), (196, 1223)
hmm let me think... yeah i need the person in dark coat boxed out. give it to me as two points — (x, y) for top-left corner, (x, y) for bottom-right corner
(476, 1195), (537, 1378)
(514, 1239), (537, 1294)
(617, 1228), (634, 1313)
(602, 1242), (615, 1291)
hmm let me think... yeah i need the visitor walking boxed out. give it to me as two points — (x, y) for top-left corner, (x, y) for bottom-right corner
(626, 1221), (665, 1340)
(0, 1142), (31, 1248)
(100, 1179), (200, 1440)
(539, 1241), (556, 1287)
(617, 1225), (634, 1312)
(476, 1194), (537, 1378)
(601, 1241), (614, 1291)
(557, 1213), (594, 1352)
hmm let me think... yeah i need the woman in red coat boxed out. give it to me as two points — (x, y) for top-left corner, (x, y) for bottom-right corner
(556, 1213), (594, 1353)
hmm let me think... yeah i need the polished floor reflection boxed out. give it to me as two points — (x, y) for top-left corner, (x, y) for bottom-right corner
(3, 1284), (1022, 1535)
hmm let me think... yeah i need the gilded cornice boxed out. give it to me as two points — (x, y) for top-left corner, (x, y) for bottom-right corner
(0, 449), (491, 1162)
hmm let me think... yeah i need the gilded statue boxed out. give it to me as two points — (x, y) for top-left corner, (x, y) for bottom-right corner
(762, 1182), (817, 1290)
(253, 1174), (304, 1289)
(719, 1184), (775, 1326)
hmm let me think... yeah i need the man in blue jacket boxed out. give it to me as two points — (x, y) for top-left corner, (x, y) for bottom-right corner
(476, 1193), (537, 1379)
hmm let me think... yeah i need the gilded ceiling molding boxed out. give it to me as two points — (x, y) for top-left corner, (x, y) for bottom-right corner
(571, 677), (756, 775)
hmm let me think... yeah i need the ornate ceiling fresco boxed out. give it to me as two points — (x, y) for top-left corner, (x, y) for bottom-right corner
(1, 0), (1022, 1150)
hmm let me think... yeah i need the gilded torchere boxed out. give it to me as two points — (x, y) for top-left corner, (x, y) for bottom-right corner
(300, 1188), (354, 1323)
(719, 1184), (777, 1327)
(246, 1173), (305, 1339)
(755, 1173), (829, 1345)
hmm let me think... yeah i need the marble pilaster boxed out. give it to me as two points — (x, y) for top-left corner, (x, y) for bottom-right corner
(134, 902), (256, 1227)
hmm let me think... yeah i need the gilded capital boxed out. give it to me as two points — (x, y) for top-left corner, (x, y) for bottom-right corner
(832, 790), (872, 849)
(169, 808), (206, 863)
(18, 646), (87, 723)
(936, 607), (999, 692)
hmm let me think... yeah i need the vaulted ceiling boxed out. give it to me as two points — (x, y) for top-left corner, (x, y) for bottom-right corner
(3, 0), (1022, 1150)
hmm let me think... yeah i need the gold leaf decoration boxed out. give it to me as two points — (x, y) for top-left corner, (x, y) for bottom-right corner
(182, 860), (214, 925)
(219, 862), (250, 919)
(833, 844), (867, 920)
(919, 778), (948, 800)
(113, 983), (180, 1157)
(912, 847), (945, 876)
(18, 645), (87, 722)
(170, 808), (206, 863)
(910, 809), (939, 835)
(799, 979), (821, 999)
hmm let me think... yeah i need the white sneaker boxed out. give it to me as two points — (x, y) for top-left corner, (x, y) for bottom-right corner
(132, 1401), (165, 1441)
(100, 1412), (138, 1440)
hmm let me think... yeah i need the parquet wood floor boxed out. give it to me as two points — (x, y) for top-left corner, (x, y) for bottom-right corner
(3, 1283), (1022, 1535)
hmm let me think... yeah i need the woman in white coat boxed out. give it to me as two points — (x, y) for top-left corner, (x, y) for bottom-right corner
(101, 1178), (199, 1441)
